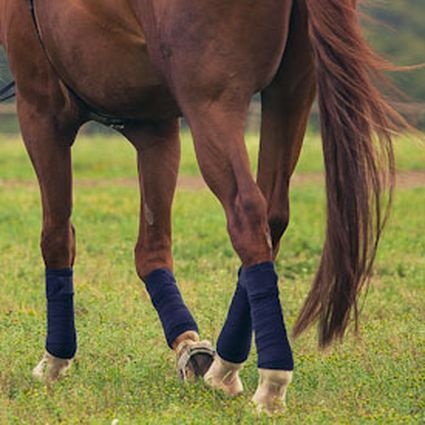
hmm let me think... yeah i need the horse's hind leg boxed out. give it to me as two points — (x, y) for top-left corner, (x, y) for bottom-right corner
(179, 98), (294, 399)
(254, 3), (316, 414)
(17, 99), (80, 381)
(122, 120), (214, 380)
(258, 3), (315, 256)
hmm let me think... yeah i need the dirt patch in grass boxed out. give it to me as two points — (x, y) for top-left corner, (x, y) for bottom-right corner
(1, 171), (424, 190)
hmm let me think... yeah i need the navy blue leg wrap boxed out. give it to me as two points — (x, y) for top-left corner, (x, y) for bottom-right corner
(143, 269), (199, 348)
(217, 272), (252, 364)
(241, 262), (293, 370)
(45, 268), (77, 359)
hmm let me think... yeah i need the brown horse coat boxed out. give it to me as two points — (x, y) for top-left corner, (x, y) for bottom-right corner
(1, 0), (406, 371)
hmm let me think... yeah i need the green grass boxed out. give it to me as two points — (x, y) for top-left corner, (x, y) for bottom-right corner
(0, 131), (424, 424)
(0, 131), (423, 180)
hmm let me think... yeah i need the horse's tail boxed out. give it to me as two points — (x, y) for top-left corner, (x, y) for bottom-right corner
(293, 0), (408, 347)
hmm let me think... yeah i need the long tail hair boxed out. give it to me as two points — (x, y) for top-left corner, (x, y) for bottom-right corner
(293, 0), (409, 347)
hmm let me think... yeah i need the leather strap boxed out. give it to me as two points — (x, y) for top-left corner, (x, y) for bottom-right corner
(0, 80), (15, 102)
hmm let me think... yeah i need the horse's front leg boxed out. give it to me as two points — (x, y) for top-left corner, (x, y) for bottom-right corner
(122, 120), (214, 380)
(203, 269), (251, 397)
(17, 99), (80, 382)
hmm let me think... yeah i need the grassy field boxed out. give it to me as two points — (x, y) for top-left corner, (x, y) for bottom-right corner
(0, 130), (424, 424)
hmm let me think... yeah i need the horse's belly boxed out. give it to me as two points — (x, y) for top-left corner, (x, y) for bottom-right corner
(35, 0), (179, 119)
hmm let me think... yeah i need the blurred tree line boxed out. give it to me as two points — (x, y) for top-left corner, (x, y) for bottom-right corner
(362, 0), (425, 104)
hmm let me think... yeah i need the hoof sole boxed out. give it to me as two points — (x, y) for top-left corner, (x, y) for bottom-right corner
(176, 340), (215, 381)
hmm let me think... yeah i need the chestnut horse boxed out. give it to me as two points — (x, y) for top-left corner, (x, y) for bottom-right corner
(1, 0), (406, 415)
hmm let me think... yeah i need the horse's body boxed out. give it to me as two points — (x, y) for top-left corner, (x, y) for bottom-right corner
(33, 0), (180, 119)
(1, 0), (405, 414)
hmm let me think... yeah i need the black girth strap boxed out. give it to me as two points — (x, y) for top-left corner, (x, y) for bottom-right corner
(27, 0), (128, 130)
(0, 81), (16, 102)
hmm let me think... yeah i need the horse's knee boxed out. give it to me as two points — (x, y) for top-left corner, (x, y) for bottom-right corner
(134, 241), (172, 279)
(228, 189), (272, 265)
(41, 222), (75, 268)
(237, 195), (267, 225)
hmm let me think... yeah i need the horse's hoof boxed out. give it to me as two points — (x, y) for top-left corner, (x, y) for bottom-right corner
(203, 355), (244, 397)
(32, 351), (73, 382)
(176, 340), (215, 382)
(252, 369), (292, 416)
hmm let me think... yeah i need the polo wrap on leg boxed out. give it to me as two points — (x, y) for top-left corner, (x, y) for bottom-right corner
(45, 268), (77, 359)
(241, 262), (293, 371)
(143, 268), (198, 348)
(217, 271), (252, 364)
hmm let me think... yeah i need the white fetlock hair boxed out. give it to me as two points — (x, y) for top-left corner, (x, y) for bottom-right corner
(252, 369), (293, 416)
(204, 355), (244, 397)
(32, 351), (73, 382)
